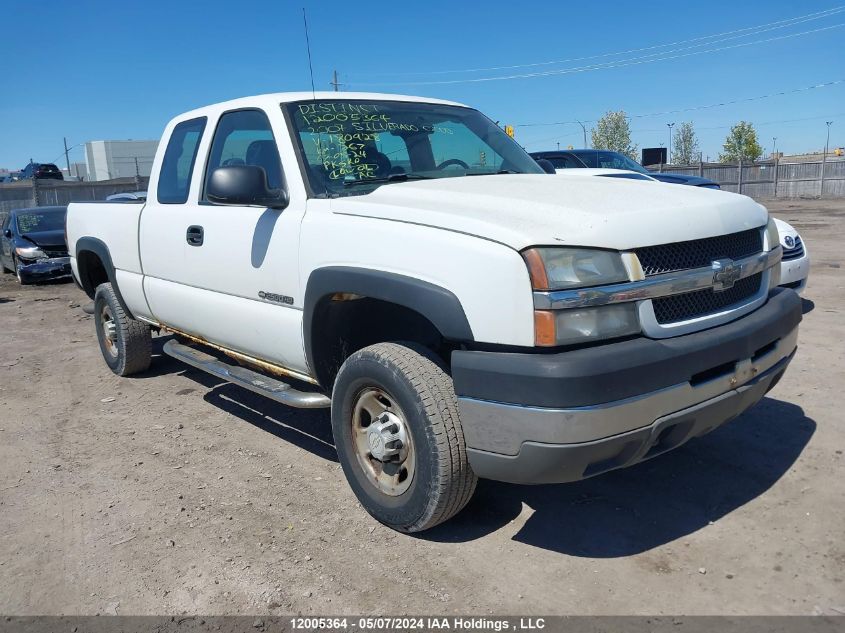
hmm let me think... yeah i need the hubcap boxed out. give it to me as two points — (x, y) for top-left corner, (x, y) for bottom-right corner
(351, 387), (414, 496)
(100, 304), (118, 358)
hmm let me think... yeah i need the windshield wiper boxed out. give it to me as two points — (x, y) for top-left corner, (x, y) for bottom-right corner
(343, 173), (432, 187)
(463, 169), (520, 176)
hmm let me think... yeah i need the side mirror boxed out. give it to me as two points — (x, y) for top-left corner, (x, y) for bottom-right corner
(3, 229), (11, 239)
(535, 159), (556, 175)
(207, 165), (289, 209)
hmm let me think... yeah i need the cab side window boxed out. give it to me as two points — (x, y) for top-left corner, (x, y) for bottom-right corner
(203, 109), (283, 201)
(157, 117), (207, 204)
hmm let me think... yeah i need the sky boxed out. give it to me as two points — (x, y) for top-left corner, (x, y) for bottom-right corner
(1, 0), (843, 169)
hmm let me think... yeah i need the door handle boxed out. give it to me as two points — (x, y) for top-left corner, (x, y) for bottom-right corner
(186, 225), (204, 246)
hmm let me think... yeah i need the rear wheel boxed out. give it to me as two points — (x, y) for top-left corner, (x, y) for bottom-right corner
(94, 283), (151, 376)
(331, 342), (477, 532)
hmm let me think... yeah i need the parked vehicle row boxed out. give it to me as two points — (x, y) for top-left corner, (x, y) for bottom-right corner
(65, 91), (806, 532)
(530, 149), (721, 188)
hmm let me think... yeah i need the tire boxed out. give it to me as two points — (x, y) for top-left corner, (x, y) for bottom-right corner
(93, 282), (151, 376)
(331, 342), (477, 533)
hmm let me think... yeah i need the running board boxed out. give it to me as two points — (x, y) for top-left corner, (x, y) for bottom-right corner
(162, 339), (330, 409)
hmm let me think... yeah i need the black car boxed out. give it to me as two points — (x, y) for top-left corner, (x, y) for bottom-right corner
(0, 206), (71, 284)
(529, 150), (720, 189)
(20, 163), (64, 180)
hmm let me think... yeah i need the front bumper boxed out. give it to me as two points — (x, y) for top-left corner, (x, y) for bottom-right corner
(779, 252), (809, 295)
(17, 257), (72, 282)
(452, 288), (802, 484)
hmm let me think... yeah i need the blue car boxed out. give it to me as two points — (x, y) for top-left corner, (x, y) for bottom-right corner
(0, 206), (71, 284)
(530, 150), (720, 189)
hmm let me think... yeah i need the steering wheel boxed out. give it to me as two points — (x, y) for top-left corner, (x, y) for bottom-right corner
(436, 158), (470, 170)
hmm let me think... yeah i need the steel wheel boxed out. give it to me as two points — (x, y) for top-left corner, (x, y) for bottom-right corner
(99, 303), (119, 359)
(350, 387), (415, 496)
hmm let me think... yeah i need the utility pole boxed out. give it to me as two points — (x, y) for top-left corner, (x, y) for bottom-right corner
(576, 121), (587, 148)
(63, 137), (72, 179)
(330, 69), (342, 92)
(556, 142), (560, 151)
(772, 136), (777, 158)
(133, 156), (141, 191)
(821, 121), (833, 197)
(667, 122), (675, 165)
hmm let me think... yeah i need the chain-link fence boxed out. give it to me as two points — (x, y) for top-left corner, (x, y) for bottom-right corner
(0, 177), (150, 213)
(650, 158), (845, 198)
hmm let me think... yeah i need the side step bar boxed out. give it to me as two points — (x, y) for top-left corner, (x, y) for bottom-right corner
(163, 339), (331, 409)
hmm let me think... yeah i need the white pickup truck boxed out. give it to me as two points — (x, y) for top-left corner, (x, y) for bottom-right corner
(67, 92), (802, 532)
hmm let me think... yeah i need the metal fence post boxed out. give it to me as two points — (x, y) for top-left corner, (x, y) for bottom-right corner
(820, 152), (827, 198)
(31, 178), (41, 207)
(699, 153), (704, 178)
(773, 156), (779, 198)
(737, 158), (743, 195)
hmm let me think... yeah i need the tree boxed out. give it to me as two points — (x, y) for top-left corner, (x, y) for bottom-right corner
(591, 111), (637, 160)
(672, 121), (700, 165)
(719, 121), (763, 163)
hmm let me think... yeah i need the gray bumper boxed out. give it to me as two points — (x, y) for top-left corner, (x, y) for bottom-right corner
(454, 289), (801, 484)
(464, 351), (792, 484)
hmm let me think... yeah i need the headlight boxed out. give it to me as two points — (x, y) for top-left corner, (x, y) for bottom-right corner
(534, 303), (640, 346)
(765, 217), (779, 251)
(522, 247), (629, 291)
(15, 246), (46, 260)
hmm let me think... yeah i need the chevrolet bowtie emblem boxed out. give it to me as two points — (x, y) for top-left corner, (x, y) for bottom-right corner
(712, 258), (741, 291)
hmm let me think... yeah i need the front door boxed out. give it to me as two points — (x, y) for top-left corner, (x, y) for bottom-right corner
(140, 108), (307, 373)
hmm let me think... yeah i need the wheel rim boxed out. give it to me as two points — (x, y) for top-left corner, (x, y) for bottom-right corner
(99, 303), (119, 358)
(351, 387), (415, 496)
(14, 257), (21, 283)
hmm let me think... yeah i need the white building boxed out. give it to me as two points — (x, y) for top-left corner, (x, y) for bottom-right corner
(84, 140), (158, 181)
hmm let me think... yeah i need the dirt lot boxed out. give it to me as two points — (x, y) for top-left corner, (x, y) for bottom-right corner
(0, 198), (843, 616)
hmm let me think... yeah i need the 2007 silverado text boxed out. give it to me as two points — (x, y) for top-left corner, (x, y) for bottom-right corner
(66, 92), (801, 532)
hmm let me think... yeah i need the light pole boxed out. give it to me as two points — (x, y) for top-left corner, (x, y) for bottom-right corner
(772, 137), (777, 157)
(821, 121), (833, 197)
(576, 121), (587, 148)
(825, 121), (833, 155)
(667, 122), (675, 164)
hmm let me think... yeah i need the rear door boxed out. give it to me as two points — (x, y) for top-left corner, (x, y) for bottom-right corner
(139, 108), (308, 373)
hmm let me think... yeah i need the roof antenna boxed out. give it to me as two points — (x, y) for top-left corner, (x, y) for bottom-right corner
(302, 8), (317, 99)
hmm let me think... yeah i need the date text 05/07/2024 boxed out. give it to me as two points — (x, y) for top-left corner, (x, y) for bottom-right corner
(289, 617), (547, 631)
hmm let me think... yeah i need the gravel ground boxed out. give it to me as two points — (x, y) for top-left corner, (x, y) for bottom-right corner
(0, 198), (843, 616)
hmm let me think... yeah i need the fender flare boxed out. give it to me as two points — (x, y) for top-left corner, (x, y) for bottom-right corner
(75, 236), (134, 318)
(303, 266), (474, 375)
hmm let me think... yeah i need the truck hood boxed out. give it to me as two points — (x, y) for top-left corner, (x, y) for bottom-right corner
(329, 173), (767, 251)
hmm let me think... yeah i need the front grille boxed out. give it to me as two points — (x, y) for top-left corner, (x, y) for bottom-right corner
(635, 229), (763, 276)
(652, 272), (763, 324)
(43, 249), (68, 258)
(782, 237), (804, 261)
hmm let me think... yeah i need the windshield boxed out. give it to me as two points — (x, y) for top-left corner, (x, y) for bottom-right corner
(575, 151), (648, 174)
(285, 99), (543, 196)
(16, 210), (66, 233)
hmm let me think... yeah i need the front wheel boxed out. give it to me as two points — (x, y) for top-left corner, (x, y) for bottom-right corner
(331, 342), (477, 532)
(12, 255), (30, 285)
(94, 282), (151, 376)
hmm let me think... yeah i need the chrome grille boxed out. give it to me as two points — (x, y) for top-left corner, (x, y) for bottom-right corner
(652, 272), (763, 324)
(782, 236), (804, 261)
(635, 229), (763, 276)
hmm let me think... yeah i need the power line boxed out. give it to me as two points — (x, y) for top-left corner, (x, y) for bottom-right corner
(514, 79), (845, 128)
(361, 5), (845, 77)
(357, 23), (845, 86)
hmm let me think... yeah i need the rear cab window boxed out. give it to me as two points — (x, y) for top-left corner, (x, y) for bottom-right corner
(157, 117), (207, 204)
